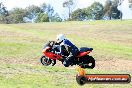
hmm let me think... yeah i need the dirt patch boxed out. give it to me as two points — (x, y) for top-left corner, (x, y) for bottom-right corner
(0, 57), (40, 66)
(1, 57), (132, 73)
(0, 30), (32, 37)
(54, 58), (132, 73)
(95, 59), (132, 72)
(65, 59), (132, 73)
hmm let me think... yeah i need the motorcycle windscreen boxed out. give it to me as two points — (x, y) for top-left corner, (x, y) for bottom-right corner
(43, 41), (54, 49)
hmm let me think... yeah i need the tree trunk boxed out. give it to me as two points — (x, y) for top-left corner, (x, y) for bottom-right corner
(68, 7), (71, 20)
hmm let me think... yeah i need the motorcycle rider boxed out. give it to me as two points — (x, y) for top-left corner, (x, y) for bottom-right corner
(55, 34), (79, 67)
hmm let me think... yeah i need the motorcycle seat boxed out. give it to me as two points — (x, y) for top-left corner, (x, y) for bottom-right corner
(79, 47), (93, 52)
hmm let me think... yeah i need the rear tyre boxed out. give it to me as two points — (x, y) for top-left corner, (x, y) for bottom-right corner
(88, 56), (95, 68)
(40, 55), (52, 66)
(63, 61), (70, 67)
(81, 56), (95, 69)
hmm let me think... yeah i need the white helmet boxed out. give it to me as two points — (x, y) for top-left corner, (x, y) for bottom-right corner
(56, 34), (65, 43)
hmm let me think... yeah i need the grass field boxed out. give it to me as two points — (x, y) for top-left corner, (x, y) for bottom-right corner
(0, 20), (132, 88)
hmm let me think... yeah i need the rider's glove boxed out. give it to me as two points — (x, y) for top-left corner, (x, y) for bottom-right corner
(55, 51), (61, 55)
(51, 50), (55, 53)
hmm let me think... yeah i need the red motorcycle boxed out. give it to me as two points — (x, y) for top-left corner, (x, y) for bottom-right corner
(40, 41), (95, 68)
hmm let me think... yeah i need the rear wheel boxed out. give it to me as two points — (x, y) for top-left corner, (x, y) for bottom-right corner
(80, 56), (95, 69)
(40, 55), (52, 66)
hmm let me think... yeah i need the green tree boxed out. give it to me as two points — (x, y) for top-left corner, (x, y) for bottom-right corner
(0, 2), (8, 16)
(7, 8), (27, 23)
(45, 4), (54, 21)
(90, 2), (104, 20)
(63, 0), (76, 20)
(83, 7), (93, 20)
(51, 13), (62, 22)
(104, 0), (112, 19)
(41, 3), (47, 12)
(41, 3), (62, 22)
(104, 0), (122, 20)
(41, 14), (49, 22)
(71, 2), (104, 21)
(71, 8), (87, 21)
(26, 5), (42, 22)
(35, 13), (49, 22)
(0, 2), (9, 23)
(111, 0), (121, 19)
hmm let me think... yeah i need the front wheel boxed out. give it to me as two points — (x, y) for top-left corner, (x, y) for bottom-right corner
(40, 55), (52, 66)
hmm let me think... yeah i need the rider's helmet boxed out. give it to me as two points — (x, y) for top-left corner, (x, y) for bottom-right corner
(56, 34), (65, 43)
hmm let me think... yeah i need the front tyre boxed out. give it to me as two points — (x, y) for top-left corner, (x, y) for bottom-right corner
(40, 55), (52, 66)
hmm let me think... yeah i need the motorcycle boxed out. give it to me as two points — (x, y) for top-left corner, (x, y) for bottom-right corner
(40, 41), (95, 69)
